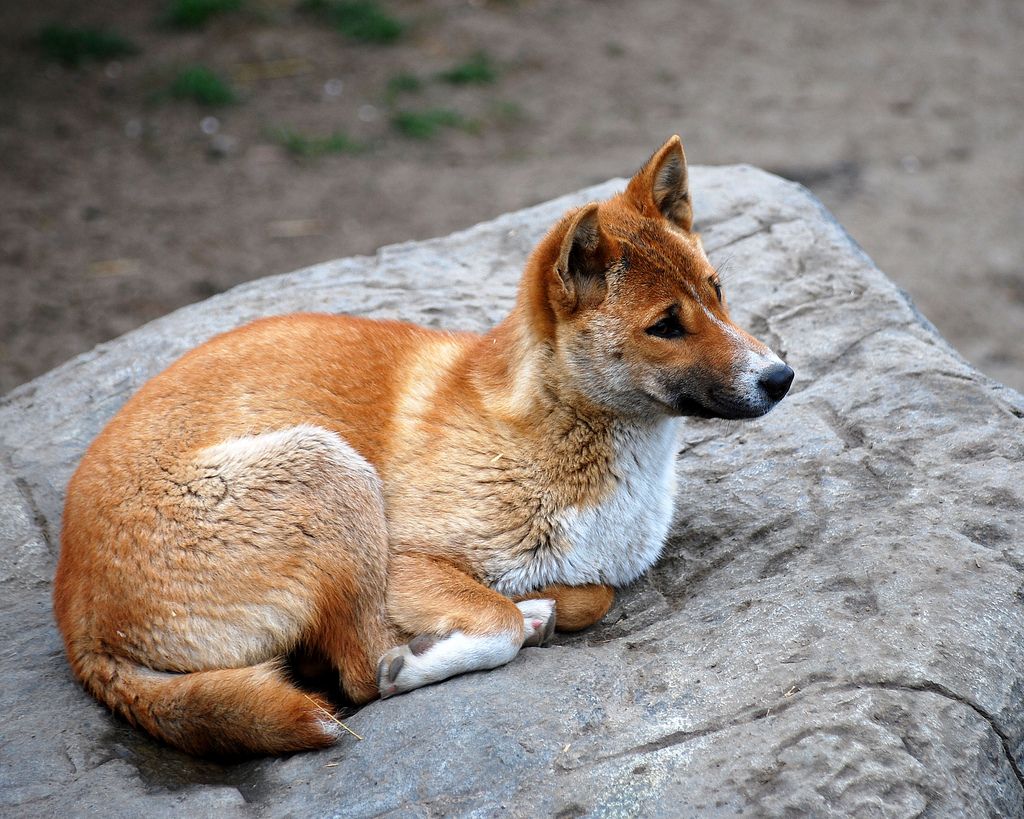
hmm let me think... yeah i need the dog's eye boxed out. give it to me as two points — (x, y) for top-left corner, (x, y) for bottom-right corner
(712, 280), (722, 302)
(646, 315), (685, 339)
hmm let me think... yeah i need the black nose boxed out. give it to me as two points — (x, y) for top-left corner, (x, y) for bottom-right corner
(760, 364), (794, 401)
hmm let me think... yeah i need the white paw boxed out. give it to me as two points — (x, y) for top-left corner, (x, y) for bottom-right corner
(377, 630), (521, 698)
(376, 636), (432, 699)
(517, 598), (556, 647)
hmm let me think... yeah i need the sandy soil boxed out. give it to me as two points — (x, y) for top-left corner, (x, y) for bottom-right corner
(2, 0), (1022, 395)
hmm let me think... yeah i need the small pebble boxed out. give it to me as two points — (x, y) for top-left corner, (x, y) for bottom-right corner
(899, 155), (921, 173)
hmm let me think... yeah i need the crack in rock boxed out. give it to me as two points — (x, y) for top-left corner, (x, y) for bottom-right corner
(704, 217), (801, 254)
(563, 673), (1024, 801)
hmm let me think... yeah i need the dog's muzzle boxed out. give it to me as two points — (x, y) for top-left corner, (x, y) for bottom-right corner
(665, 360), (795, 420)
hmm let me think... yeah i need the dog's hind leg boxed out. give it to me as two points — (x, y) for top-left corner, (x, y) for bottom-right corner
(514, 583), (615, 632)
(62, 424), (398, 754)
(376, 553), (555, 697)
(160, 425), (397, 700)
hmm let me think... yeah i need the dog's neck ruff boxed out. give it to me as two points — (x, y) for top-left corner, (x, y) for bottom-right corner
(490, 414), (679, 596)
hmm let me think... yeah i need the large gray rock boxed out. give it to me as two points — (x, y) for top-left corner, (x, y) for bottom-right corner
(2, 166), (1023, 817)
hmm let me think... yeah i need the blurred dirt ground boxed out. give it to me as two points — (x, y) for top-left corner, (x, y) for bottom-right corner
(1, 0), (1022, 394)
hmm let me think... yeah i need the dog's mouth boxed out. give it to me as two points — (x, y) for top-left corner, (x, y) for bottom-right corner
(668, 395), (724, 419)
(671, 394), (775, 420)
(665, 383), (790, 421)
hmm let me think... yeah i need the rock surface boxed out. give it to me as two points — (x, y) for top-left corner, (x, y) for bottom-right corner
(2, 167), (1023, 817)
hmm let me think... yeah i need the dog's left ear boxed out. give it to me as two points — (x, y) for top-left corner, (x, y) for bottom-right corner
(627, 135), (693, 231)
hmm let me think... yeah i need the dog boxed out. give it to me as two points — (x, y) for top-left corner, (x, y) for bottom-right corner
(54, 136), (794, 757)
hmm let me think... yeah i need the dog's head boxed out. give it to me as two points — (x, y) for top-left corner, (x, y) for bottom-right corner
(525, 136), (793, 420)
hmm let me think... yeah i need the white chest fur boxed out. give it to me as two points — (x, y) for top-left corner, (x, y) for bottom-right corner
(491, 418), (680, 596)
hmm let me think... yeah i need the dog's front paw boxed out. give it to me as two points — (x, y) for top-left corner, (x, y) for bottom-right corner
(517, 598), (556, 647)
(377, 627), (526, 699)
(377, 634), (437, 699)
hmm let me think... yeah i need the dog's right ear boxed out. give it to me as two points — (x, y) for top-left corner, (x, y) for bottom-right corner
(553, 203), (611, 312)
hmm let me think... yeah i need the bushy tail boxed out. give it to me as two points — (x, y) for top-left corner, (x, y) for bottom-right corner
(71, 648), (343, 757)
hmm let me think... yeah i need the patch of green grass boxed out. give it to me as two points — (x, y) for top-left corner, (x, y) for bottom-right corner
(437, 51), (497, 85)
(385, 71), (422, 100)
(301, 0), (404, 44)
(36, 25), (140, 67)
(162, 0), (243, 28)
(391, 108), (469, 140)
(270, 127), (363, 158)
(169, 66), (237, 105)
(488, 99), (526, 126)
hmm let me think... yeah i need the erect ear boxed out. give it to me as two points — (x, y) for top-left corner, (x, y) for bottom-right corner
(626, 135), (693, 230)
(553, 203), (610, 311)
